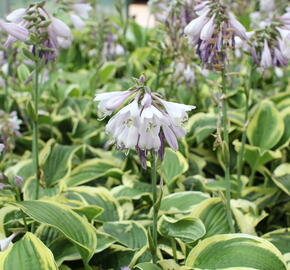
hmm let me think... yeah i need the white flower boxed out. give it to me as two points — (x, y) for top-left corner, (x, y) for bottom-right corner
(51, 17), (71, 39)
(70, 14), (85, 31)
(6, 8), (26, 23)
(260, 0), (275, 12)
(184, 11), (209, 45)
(94, 91), (134, 117)
(261, 40), (272, 68)
(200, 15), (215, 41)
(0, 233), (18, 252)
(0, 20), (29, 41)
(71, 4), (92, 19)
(229, 12), (248, 40)
(0, 143), (5, 154)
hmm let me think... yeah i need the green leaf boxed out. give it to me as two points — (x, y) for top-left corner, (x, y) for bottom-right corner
(64, 187), (122, 222)
(15, 200), (97, 264)
(275, 107), (290, 148)
(158, 215), (206, 243)
(272, 164), (290, 195)
(191, 198), (231, 238)
(263, 228), (290, 255)
(97, 62), (118, 84)
(103, 221), (147, 250)
(0, 232), (58, 270)
(43, 144), (81, 187)
(160, 191), (209, 214)
(134, 262), (162, 270)
(64, 158), (122, 187)
(186, 234), (287, 270)
(160, 148), (188, 184)
(233, 140), (281, 170)
(247, 100), (284, 150)
(187, 113), (217, 143)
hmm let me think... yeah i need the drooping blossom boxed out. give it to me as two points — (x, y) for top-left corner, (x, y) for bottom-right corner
(249, 13), (290, 68)
(69, 3), (92, 31)
(94, 76), (195, 168)
(13, 175), (25, 187)
(0, 233), (18, 252)
(184, 0), (247, 70)
(2, 3), (71, 62)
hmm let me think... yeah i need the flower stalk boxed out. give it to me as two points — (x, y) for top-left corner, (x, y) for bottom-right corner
(32, 46), (40, 200)
(150, 151), (158, 263)
(221, 67), (235, 233)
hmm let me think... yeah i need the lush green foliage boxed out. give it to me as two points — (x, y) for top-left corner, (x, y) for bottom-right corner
(0, 0), (290, 270)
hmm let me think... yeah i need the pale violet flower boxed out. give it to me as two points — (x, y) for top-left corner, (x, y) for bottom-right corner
(0, 233), (18, 252)
(261, 40), (272, 68)
(3, 5), (71, 61)
(184, 1), (247, 70)
(71, 4), (92, 19)
(70, 14), (85, 31)
(13, 175), (24, 187)
(260, 0), (275, 13)
(0, 143), (5, 154)
(0, 20), (29, 41)
(95, 76), (195, 168)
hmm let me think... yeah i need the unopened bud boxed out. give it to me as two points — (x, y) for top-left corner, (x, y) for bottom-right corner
(14, 175), (24, 187)
(138, 74), (146, 84)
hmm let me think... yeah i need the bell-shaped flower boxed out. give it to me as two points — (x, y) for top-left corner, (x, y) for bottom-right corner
(261, 40), (272, 68)
(0, 20), (29, 41)
(70, 14), (85, 30)
(229, 13), (248, 40)
(71, 4), (92, 19)
(6, 8), (26, 23)
(200, 15), (215, 41)
(94, 91), (134, 117)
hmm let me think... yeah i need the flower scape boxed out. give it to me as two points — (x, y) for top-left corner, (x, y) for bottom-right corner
(0, 0), (289, 269)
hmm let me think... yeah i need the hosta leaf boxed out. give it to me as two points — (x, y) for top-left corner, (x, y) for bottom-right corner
(15, 200), (97, 264)
(191, 198), (231, 237)
(263, 228), (290, 255)
(158, 215), (206, 243)
(134, 262), (162, 270)
(187, 113), (217, 143)
(160, 191), (209, 214)
(275, 107), (290, 148)
(186, 234), (287, 270)
(103, 221), (147, 250)
(63, 158), (122, 187)
(233, 140), (281, 170)
(43, 144), (81, 186)
(272, 164), (290, 195)
(247, 100), (284, 150)
(0, 232), (57, 270)
(64, 187), (122, 222)
(160, 148), (188, 184)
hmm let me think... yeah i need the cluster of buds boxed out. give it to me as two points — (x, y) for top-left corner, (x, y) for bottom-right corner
(0, 1), (71, 62)
(184, 0), (247, 70)
(249, 12), (290, 68)
(94, 76), (195, 168)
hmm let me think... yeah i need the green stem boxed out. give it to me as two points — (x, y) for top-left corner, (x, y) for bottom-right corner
(15, 189), (28, 231)
(154, 48), (163, 91)
(221, 68), (235, 233)
(171, 238), (177, 262)
(150, 151), (158, 264)
(33, 48), (40, 200)
(236, 84), (250, 197)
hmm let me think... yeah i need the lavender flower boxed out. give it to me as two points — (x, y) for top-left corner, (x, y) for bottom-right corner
(94, 76), (195, 168)
(2, 3), (71, 62)
(184, 0), (247, 70)
(0, 143), (5, 154)
(13, 175), (25, 187)
(249, 13), (290, 68)
(69, 3), (92, 31)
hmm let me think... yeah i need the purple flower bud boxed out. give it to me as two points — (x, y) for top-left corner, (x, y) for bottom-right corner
(200, 15), (215, 41)
(51, 17), (71, 39)
(14, 175), (24, 187)
(229, 12), (248, 40)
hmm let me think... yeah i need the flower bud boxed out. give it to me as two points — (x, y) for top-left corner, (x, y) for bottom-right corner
(13, 175), (24, 187)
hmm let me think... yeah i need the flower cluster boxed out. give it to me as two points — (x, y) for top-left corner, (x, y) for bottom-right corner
(94, 76), (195, 168)
(249, 12), (290, 68)
(0, 2), (71, 62)
(0, 110), (22, 150)
(184, 0), (247, 70)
